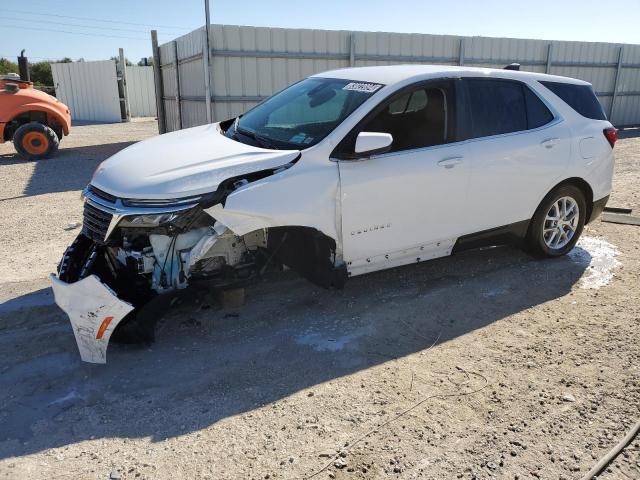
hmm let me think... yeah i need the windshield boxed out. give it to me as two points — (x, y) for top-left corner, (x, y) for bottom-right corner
(225, 77), (383, 149)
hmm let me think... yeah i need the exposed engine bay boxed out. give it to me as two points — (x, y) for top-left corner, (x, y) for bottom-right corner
(57, 191), (271, 294)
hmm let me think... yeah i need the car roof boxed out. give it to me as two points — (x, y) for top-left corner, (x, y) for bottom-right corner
(311, 64), (592, 87)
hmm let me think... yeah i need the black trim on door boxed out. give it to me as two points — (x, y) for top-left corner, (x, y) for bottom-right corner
(451, 219), (530, 254)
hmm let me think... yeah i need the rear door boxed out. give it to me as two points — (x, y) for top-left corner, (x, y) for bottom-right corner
(460, 78), (572, 233)
(336, 79), (470, 275)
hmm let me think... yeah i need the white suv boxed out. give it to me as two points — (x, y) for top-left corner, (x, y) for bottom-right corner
(52, 65), (616, 362)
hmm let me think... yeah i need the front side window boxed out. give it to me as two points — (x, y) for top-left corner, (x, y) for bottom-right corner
(227, 77), (383, 149)
(356, 82), (455, 153)
(465, 79), (554, 139)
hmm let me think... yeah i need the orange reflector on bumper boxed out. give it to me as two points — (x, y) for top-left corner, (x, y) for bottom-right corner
(96, 316), (114, 339)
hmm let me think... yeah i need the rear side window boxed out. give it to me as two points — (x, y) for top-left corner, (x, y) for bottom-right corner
(540, 81), (606, 120)
(465, 79), (554, 138)
(465, 79), (527, 138)
(524, 87), (554, 128)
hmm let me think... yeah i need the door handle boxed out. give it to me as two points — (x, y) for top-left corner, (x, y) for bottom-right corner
(541, 137), (559, 149)
(438, 156), (463, 169)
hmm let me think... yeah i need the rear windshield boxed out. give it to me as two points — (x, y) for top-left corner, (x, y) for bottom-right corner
(227, 77), (383, 150)
(539, 81), (606, 121)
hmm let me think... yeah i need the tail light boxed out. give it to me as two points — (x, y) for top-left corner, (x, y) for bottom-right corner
(603, 127), (618, 148)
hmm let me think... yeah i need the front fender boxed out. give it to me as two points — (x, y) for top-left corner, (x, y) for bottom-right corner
(204, 159), (341, 245)
(3, 101), (71, 140)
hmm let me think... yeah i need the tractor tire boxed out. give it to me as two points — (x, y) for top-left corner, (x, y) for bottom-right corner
(13, 122), (60, 160)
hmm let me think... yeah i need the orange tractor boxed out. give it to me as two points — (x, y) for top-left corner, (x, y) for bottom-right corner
(0, 74), (71, 160)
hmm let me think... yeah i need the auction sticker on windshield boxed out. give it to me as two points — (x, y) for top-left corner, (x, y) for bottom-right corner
(343, 82), (383, 93)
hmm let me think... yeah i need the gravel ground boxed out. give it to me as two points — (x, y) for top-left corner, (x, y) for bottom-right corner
(0, 121), (638, 480)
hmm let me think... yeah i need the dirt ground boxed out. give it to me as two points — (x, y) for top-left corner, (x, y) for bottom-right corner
(0, 120), (638, 480)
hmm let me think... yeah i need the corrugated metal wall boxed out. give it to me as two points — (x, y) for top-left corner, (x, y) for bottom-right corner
(155, 25), (640, 132)
(51, 60), (121, 123)
(126, 66), (157, 117)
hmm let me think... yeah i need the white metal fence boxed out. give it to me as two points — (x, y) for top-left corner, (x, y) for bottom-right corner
(153, 25), (640, 133)
(52, 61), (156, 122)
(127, 66), (157, 117)
(51, 60), (122, 123)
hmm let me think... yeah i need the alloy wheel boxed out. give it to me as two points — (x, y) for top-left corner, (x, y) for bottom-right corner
(543, 196), (580, 249)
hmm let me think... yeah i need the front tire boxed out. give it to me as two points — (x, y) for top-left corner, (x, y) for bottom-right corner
(526, 185), (586, 257)
(13, 122), (60, 160)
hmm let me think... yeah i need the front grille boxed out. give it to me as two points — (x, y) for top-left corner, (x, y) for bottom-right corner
(81, 184), (202, 243)
(88, 185), (117, 203)
(82, 202), (112, 243)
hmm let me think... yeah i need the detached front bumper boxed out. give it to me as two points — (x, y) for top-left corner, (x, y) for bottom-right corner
(50, 274), (134, 363)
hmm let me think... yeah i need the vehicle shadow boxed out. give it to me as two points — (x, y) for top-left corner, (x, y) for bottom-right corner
(0, 141), (135, 199)
(0, 287), (53, 314)
(0, 245), (592, 460)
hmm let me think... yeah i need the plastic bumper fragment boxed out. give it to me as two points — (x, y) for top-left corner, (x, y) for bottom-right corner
(50, 274), (134, 364)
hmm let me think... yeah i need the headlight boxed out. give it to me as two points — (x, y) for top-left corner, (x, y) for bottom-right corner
(118, 212), (183, 228)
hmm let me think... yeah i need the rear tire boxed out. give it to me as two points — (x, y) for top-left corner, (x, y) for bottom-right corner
(526, 184), (586, 257)
(13, 122), (60, 160)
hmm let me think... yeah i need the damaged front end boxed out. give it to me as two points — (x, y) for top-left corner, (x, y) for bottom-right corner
(53, 184), (270, 362)
(53, 165), (345, 363)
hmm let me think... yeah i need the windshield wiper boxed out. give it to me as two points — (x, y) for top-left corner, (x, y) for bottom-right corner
(235, 125), (277, 150)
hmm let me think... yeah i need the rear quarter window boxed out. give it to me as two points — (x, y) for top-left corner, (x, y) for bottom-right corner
(524, 87), (554, 129)
(540, 81), (606, 121)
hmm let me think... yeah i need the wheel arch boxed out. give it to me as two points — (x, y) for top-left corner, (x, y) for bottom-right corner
(265, 226), (347, 289)
(1, 105), (70, 142)
(525, 176), (595, 241)
(549, 177), (594, 223)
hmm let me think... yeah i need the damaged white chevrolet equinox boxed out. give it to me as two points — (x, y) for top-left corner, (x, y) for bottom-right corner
(52, 65), (616, 362)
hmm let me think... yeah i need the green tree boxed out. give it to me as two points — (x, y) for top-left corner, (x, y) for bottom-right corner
(0, 58), (19, 76)
(110, 56), (133, 66)
(30, 62), (53, 86)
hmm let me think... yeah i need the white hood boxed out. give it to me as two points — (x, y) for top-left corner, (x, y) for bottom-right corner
(90, 124), (300, 199)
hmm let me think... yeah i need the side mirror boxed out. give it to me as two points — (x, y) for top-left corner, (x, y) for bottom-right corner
(354, 132), (393, 156)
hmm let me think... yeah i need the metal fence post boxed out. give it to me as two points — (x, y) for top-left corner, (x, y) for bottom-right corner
(349, 33), (355, 66)
(458, 38), (465, 66)
(151, 30), (166, 134)
(609, 46), (624, 123)
(118, 48), (131, 122)
(173, 40), (183, 130)
(546, 43), (553, 73)
(203, 0), (213, 123)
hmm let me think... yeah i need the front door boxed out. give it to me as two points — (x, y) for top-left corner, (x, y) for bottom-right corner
(336, 80), (470, 276)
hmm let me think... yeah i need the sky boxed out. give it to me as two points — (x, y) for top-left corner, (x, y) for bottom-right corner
(1, 0), (640, 62)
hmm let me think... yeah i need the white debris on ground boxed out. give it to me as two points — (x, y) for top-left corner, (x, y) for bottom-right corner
(569, 235), (621, 289)
(481, 285), (510, 298)
(295, 325), (373, 352)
